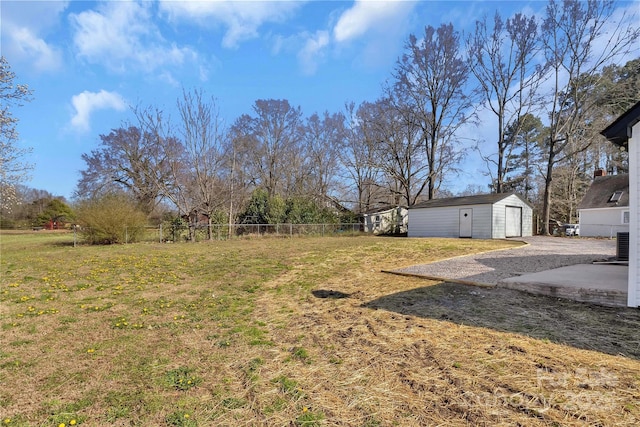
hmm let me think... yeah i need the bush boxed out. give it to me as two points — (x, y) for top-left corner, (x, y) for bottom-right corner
(76, 193), (148, 244)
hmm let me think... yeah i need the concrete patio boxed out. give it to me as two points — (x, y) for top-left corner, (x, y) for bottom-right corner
(390, 236), (629, 307)
(498, 263), (628, 307)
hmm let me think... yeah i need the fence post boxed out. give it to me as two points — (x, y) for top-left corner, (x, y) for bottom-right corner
(125, 226), (128, 244)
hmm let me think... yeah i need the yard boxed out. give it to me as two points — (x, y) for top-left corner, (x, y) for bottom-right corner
(1, 232), (638, 426)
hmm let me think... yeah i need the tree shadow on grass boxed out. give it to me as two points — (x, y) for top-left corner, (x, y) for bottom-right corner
(363, 281), (640, 360)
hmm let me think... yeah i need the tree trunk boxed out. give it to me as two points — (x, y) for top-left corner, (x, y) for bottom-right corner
(541, 150), (555, 235)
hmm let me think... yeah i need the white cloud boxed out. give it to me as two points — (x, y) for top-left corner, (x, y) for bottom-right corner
(70, 1), (197, 73)
(333, 0), (414, 43)
(6, 26), (62, 72)
(70, 90), (127, 133)
(159, 0), (304, 49)
(297, 30), (330, 75)
(0, 1), (67, 72)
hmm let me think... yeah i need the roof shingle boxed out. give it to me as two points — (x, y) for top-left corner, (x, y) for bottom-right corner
(578, 174), (629, 210)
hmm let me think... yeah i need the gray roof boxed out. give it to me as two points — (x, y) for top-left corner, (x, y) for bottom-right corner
(410, 192), (530, 209)
(578, 174), (629, 209)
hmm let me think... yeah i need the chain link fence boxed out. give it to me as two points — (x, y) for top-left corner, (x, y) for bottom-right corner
(82, 223), (364, 244)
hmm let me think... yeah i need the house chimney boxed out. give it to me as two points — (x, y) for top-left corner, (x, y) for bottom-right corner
(594, 169), (606, 178)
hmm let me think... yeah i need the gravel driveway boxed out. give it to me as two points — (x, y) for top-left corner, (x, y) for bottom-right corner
(393, 236), (617, 286)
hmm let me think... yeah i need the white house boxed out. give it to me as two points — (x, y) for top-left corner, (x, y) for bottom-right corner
(601, 100), (640, 308)
(408, 193), (533, 239)
(578, 173), (629, 238)
(361, 205), (408, 235)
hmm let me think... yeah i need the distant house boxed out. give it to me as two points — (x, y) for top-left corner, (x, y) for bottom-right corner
(578, 172), (629, 238)
(600, 100), (640, 308)
(361, 205), (408, 235)
(408, 193), (533, 239)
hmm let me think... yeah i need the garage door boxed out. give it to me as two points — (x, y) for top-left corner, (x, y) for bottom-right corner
(505, 206), (522, 237)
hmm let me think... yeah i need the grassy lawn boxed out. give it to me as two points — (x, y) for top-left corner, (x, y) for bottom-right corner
(1, 232), (638, 426)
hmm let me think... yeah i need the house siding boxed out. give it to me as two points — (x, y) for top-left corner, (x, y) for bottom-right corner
(408, 204), (492, 238)
(407, 195), (532, 239)
(578, 207), (629, 238)
(491, 194), (533, 238)
(362, 207), (408, 234)
(630, 121), (640, 307)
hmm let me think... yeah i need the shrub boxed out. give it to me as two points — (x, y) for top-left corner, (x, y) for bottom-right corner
(75, 193), (148, 244)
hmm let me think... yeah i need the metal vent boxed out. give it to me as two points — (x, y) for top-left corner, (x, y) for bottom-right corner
(617, 232), (629, 261)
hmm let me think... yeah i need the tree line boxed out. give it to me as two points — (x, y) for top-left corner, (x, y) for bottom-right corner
(1, 0), (639, 237)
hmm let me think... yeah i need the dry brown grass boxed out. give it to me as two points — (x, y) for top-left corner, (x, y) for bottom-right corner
(0, 232), (638, 426)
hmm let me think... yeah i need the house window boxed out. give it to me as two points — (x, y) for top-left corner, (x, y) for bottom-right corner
(623, 211), (630, 224)
(609, 191), (623, 203)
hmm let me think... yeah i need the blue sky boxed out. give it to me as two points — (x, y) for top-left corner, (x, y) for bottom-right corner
(2, 0), (637, 200)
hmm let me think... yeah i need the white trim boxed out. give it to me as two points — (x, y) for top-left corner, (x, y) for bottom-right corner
(628, 121), (639, 307)
(578, 206), (628, 212)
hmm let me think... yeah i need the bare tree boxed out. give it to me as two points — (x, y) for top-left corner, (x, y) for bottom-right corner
(176, 88), (226, 240)
(76, 126), (168, 213)
(133, 106), (204, 240)
(358, 96), (428, 206)
(1, 56), (33, 212)
(339, 102), (383, 213)
(538, 0), (639, 234)
(235, 99), (304, 198)
(302, 111), (346, 202)
(467, 12), (541, 193)
(393, 24), (472, 199)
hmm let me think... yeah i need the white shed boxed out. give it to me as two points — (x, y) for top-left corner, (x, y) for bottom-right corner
(578, 173), (629, 238)
(601, 100), (640, 308)
(361, 205), (408, 235)
(408, 193), (533, 239)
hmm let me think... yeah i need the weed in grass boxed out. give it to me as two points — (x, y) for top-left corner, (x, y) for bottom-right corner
(0, 359), (29, 370)
(166, 411), (197, 427)
(217, 339), (231, 348)
(263, 396), (288, 414)
(103, 390), (145, 422)
(295, 407), (324, 426)
(247, 357), (264, 373)
(165, 367), (203, 391)
(328, 356), (343, 365)
(9, 339), (32, 347)
(288, 347), (311, 364)
(104, 405), (129, 422)
(273, 376), (305, 399)
(362, 416), (382, 427)
(48, 412), (83, 426)
(242, 357), (265, 383)
(112, 317), (145, 329)
(221, 397), (246, 409)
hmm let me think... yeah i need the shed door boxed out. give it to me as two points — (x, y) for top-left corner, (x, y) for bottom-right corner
(505, 206), (522, 237)
(459, 208), (472, 238)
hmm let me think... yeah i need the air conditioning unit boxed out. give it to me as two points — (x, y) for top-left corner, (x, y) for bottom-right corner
(617, 232), (629, 261)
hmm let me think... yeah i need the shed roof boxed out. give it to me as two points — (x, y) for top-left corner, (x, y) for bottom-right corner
(600, 100), (640, 148)
(578, 174), (629, 209)
(410, 192), (530, 209)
